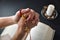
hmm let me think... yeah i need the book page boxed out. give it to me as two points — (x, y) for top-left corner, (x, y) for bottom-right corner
(26, 22), (55, 40)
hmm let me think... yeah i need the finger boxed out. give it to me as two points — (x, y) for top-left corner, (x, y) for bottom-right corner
(35, 13), (40, 22)
(32, 13), (40, 26)
(21, 8), (30, 14)
(16, 8), (30, 18)
(15, 8), (30, 22)
(16, 10), (21, 17)
(27, 9), (35, 21)
(18, 16), (26, 27)
(15, 10), (22, 22)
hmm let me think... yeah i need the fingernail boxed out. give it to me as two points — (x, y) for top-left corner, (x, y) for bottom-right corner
(25, 8), (29, 11)
(31, 9), (34, 12)
(21, 8), (29, 13)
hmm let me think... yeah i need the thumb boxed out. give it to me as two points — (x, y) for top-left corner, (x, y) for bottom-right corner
(15, 10), (21, 18)
(18, 16), (26, 27)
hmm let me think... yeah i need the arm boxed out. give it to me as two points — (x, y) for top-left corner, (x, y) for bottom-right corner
(11, 26), (26, 40)
(12, 28), (30, 40)
(0, 16), (16, 28)
(0, 8), (30, 28)
(11, 16), (27, 40)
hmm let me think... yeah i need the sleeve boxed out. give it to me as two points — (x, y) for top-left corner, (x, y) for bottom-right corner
(0, 34), (11, 40)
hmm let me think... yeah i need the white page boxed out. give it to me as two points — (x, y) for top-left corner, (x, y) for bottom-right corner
(26, 22), (55, 40)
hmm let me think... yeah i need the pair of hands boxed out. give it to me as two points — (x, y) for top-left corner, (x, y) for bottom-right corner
(14, 8), (39, 31)
(12, 8), (39, 40)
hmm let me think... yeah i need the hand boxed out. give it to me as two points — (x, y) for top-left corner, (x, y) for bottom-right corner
(20, 9), (39, 28)
(12, 8), (30, 23)
(17, 9), (39, 40)
(12, 8), (40, 40)
(25, 9), (40, 29)
(18, 8), (40, 32)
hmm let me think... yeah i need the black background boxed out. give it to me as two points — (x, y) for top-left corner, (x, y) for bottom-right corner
(0, 0), (60, 40)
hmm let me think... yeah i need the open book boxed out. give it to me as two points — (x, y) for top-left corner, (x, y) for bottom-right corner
(1, 22), (55, 40)
(26, 22), (55, 40)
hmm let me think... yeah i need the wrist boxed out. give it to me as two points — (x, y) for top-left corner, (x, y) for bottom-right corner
(11, 15), (17, 24)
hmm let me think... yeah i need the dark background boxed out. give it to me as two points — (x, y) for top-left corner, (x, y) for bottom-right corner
(0, 0), (60, 40)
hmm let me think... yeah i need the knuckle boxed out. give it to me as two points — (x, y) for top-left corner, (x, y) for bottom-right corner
(30, 9), (35, 13)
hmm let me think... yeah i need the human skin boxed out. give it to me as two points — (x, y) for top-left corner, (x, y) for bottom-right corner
(0, 8), (30, 28)
(12, 9), (39, 40)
